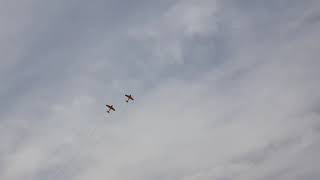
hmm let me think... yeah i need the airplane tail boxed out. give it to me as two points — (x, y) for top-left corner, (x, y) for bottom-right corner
(126, 100), (129, 103)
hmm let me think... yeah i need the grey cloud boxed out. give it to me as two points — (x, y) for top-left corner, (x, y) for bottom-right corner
(1, 0), (320, 180)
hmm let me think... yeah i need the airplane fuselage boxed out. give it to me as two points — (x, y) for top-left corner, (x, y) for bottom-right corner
(106, 104), (115, 113)
(125, 94), (134, 102)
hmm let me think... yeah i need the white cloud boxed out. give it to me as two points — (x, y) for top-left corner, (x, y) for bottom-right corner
(128, 0), (220, 64)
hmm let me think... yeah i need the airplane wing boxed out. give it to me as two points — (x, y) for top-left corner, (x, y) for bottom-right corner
(125, 94), (134, 100)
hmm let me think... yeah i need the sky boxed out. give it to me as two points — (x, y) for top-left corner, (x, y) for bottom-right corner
(1, 0), (320, 180)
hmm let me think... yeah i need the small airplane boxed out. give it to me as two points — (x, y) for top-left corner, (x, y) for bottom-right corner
(106, 104), (115, 113)
(125, 94), (134, 103)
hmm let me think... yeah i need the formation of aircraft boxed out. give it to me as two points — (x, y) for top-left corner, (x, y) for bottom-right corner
(106, 94), (135, 114)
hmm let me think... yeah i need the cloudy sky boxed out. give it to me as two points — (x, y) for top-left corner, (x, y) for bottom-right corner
(1, 0), (320, 179)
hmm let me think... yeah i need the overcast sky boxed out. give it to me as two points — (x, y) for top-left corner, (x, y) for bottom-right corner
(1, 0), (320, 180)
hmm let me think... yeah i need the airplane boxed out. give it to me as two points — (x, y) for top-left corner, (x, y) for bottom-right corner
(125, 94), (134, 103)
(106, 104), (115, 113)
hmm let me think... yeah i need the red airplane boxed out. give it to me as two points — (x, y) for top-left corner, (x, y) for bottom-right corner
(106, 104), (115, 113)
(125, 94), (134, 103)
